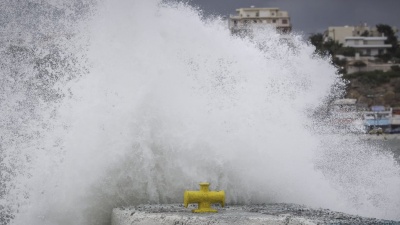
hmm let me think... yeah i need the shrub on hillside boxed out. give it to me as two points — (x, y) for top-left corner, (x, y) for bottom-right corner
(343, 70), (395, 85)
(336, 47), (356, 57)
(377, 53), (392, 63)
(391, 65), (400, 72)
(384, 91), (396, 105)
(386, 70), (400, 78)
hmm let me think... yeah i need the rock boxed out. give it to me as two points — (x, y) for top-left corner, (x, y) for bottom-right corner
(111, 203), (398, 225)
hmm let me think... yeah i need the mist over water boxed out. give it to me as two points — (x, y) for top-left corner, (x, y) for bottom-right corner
(1, 0), (400, 224)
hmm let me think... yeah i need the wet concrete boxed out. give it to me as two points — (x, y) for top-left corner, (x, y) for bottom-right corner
(112, 204), (399, 225)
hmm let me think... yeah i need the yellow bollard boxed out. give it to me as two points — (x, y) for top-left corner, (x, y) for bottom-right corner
(184, 182), (225, 213)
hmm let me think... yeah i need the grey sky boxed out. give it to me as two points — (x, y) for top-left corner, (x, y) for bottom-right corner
(185, 0), (400, 36)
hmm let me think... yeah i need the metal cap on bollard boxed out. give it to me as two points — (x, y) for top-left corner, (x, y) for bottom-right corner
(184, 182), (225, 213)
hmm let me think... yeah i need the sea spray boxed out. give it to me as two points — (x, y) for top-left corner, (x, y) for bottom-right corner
(1, 0), (399, 225)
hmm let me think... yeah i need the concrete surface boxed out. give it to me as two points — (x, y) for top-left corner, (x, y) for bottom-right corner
(111, 204), (399, 225)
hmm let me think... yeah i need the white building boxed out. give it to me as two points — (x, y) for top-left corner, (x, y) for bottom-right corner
(229, 7), (291, 34)
(324, 24), (385, 45)
(344, 36), (391, 56)
(325, 26), (354, 44)
(329, 99), (362, 129)
(324, 24), (394, 57)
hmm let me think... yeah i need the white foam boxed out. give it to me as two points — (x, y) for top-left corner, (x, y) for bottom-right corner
(3, 0), (400, 224)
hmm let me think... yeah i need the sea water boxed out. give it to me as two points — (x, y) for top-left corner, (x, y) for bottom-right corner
(1, 0), (399, 225)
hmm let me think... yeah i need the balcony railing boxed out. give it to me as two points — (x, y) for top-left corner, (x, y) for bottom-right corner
(345, 44), (391, 48)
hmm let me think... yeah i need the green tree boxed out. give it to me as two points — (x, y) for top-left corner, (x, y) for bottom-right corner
(309, 33), (326, 56)
(323, 39), (343, 56)
(376, 24), (399, 56)
(333, 57), (347, 74)
(377, 53), (392, 63)
(336, 47), (356, 57)
(361, 30), (370, 37)
(309, 33), (346, 74)
(308, 33), (343, 57)
(353, 61), (367, 72)
(391, 65), (400, 72)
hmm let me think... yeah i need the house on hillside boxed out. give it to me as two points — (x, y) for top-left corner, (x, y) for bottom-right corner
(323, 24), (398, 73)
(328, 98), (362, 129)
(229, 7), (292, 34)
(324, 24), (384, 45)
(363, 105), (392, 131)
(325, 26), (354, 44)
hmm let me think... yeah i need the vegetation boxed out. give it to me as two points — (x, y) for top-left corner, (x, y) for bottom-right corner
(391, 65), (400, 72)
(343, 69), (400, 106)
(336, 47), (356, 57)
(376, 24), (399, 57)
(344, 70), (400, 85)
(308, 33), (343, 57)
(308, 24), (400, 106)
(360, 30), (369, 37)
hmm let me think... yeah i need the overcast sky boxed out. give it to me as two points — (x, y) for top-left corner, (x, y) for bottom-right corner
(185, 0), (400, 36)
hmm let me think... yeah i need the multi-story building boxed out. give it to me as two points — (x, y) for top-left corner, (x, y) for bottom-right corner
(229, 7), (292, 34)
(325, 26), (354, 44)
(324, 24), (383, 44)
(353, 24), (381, 37)
(344, 36), (391, 56)
(324, 24), (393, 57)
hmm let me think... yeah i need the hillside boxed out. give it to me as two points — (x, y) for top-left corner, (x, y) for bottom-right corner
(343, 69), (400, 107)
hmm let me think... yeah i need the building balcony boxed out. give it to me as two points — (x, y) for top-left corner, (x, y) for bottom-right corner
(229, 15), (290, 19)
(229, 15), (242, 19)
(229, 24), (292, 31)
(344, 44), (392, 48)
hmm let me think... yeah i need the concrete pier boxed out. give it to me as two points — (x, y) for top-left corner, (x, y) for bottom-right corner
(111, 204), (398, 225)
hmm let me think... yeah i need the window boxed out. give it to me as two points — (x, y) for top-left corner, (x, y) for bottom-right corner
(253, 20), (257, 23)
(282, 19), (288, 24)
(247, 14), (249, 17)
(233, 20), (237, 26)
(272, 19), (276, 23)
(256, 12), (259, 17)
